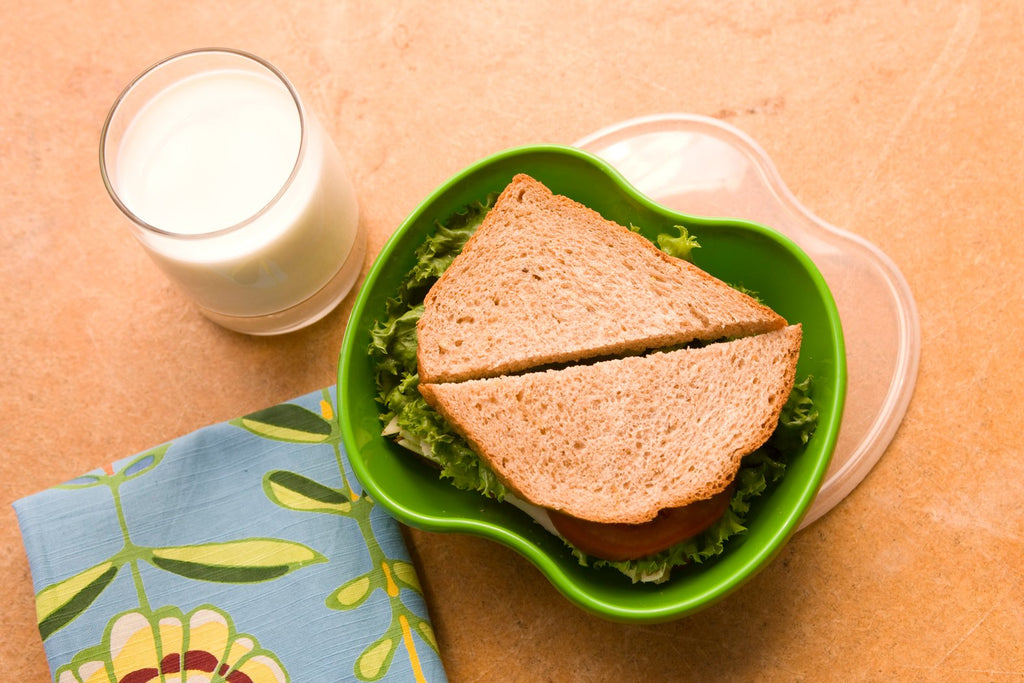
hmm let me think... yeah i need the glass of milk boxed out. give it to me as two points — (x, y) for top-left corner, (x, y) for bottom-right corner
(100, 48), (365, 335)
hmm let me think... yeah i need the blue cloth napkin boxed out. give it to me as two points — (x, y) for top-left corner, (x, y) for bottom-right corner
(14, 387), (447, 683)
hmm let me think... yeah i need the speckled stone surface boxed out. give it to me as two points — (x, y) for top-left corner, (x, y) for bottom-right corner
(3, 1), (1022, 680)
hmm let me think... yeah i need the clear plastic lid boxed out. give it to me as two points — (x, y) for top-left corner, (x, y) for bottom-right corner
(575, 114), (920, 528)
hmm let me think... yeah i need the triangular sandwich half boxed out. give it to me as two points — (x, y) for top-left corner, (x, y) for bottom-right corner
(419, 324), (802, 525)
(416, 174), (786, 384)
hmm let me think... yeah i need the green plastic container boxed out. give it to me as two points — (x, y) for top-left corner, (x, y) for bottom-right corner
(338, 144), (846, 623)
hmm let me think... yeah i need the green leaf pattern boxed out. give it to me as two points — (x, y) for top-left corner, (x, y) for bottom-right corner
(233, 404), (333, 443)
(149, 539), (326, 583)
(263, 470), (352, 515)
(36, 562), (119, 641)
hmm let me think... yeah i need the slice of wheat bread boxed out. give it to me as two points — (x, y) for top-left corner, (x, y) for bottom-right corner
(419, 324), (802, 524)
(416, 174), (786, 384)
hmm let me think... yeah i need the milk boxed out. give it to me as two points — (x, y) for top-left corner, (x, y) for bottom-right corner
(108, 64), (360, 322)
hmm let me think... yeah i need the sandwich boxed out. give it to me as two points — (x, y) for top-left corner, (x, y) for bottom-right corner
(371, 174), (818, 583)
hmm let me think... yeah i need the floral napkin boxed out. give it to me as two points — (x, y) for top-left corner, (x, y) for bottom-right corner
(14, 386), (447, 682)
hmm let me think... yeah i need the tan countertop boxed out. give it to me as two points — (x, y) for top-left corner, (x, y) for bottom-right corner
(3, 1), (1022, 680)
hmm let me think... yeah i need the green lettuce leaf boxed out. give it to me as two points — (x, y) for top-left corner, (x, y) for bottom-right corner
(730, 282), (764, 303)
(656, 224), (701, 261)
(369, 199), (819, 583)
(768, 375), (819, 452)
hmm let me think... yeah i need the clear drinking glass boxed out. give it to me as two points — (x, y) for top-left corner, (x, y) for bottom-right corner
(100, 48), (365, 335)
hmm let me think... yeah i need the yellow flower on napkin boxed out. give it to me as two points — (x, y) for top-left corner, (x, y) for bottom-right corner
(55, 605), (287, 683)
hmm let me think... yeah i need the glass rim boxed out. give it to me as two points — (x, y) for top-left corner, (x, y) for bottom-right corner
(98, 47), (307, 240)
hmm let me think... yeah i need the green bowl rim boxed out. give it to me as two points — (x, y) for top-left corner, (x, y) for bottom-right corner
(338, 143), (847, 622)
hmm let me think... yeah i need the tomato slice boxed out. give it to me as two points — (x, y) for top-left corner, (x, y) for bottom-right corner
(548, 484), (736, 561)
